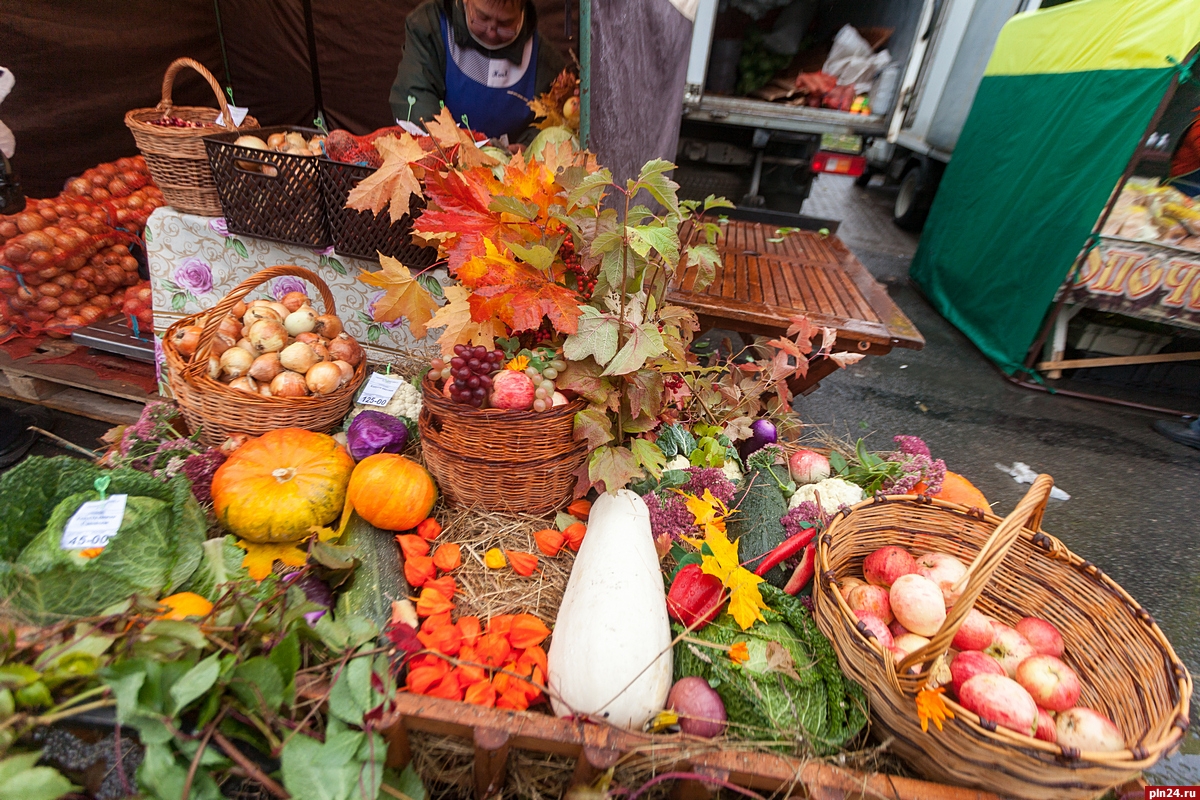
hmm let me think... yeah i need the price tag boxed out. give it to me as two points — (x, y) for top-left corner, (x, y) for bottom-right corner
(60, 494), (128, 551)
(215, 105), (250, 127)
(356, 373), (405, 408)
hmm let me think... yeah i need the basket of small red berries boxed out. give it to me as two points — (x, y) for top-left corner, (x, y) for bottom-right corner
(418, 343), (588, 515)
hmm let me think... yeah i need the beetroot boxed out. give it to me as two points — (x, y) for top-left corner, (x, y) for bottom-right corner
(667, 677), (727, 737)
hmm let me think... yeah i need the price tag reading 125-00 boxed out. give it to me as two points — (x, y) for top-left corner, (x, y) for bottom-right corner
(356, 373), (405, 408)
(60, 494), (128, 551)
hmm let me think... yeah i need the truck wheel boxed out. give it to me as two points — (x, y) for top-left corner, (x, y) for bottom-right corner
(893, 165), (929, 231)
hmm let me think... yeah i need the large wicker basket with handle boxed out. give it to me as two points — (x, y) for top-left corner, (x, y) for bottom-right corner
(125, 58), (259, 216)
(417, 376), (588, 515)
(162, 265), (366, 446)
(813, 476), (1191, 800)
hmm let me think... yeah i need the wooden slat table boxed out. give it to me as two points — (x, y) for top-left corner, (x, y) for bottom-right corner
(669, 217), (924, 394)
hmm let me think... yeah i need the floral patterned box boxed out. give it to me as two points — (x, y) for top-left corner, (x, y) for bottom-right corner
(146, 207), (439, 396)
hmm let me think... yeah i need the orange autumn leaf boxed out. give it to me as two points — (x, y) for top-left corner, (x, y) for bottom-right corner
(563, 523), (586, 551)
(425, 575), (457, 600)
(433, 543), (462, 571)
(404, 555), (436, 588)
(484, 548), (507, 569)
(477, 632), (512, 667)
(423, 106), (498, 169)
(533, 528), (565, 557)
(458, 239), (582, 334)
(464, 678), (497, 707)
(416, 587), (455, 617)
(407, 661), (450, 694)
(357, 255), (440, 338)
(506, 550), (538, 577)
(517, 645), (548, 678)
(418, 622), (462, 656)
(729, 641), (750, 665)
(508, 615), (550, 649)
(417, 518), (442, 540)
(421, 611), (453, 634)
(345, 132), (426, 222)
(566, 499), (591, 520)
(427, 671), (464, 701)
(235, 539), (308, 582)
(457, 616), (482, 646)
(396, 534), (430, 561)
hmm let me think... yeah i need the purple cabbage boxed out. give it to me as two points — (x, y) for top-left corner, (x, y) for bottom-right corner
(283, 572), (333, 625)
(347, 411), (410, 461)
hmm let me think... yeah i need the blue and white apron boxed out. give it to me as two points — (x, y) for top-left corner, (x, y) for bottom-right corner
(439, 10), (539, 140)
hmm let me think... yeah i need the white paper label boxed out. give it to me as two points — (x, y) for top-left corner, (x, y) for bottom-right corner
(215, 105), (250, 127)
(356, 373), (405, 408)
(61, 494), (128, 550)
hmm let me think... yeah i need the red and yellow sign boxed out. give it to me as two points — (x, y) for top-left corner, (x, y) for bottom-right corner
(1063, 237), (1200, 330)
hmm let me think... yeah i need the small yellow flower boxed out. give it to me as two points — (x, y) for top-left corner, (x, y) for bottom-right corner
(484, 548), (508, 569)
(729, 641), (750, 665)
(506, 355), (530, 371)
(78, 547), (105, 560)
(158, 592), (215, 621)
(916, 686), (955, 733)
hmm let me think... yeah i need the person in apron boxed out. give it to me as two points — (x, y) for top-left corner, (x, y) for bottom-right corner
(390, 0), (566, 143)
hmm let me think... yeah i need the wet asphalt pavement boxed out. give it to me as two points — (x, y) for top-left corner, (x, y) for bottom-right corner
(798, 175), (1200, 781)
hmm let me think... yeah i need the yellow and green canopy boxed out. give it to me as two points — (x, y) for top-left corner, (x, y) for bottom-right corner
(909, 0), (1200, 373)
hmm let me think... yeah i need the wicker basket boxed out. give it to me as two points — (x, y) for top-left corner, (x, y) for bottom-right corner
(813, 476), (1192, 800)
(318, 159), (440, 265)
(162, 265), (367, 446)
(125, 58), (259, 216)
(417, 377), (588, 515)
(204, 126), (330, 248)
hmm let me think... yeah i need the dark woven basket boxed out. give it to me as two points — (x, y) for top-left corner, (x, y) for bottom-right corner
(318, 158), (440, 265)
(203, 126), (329, 248)
(417, 376), (588, 515)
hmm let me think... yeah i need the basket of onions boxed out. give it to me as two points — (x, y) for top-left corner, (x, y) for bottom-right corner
(162, 265), (367, 446)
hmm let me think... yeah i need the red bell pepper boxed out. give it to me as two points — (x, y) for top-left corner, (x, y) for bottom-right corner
(782, 544), (816, 595)
(754, 527), (817, 578)
(667, 564), (725, 630)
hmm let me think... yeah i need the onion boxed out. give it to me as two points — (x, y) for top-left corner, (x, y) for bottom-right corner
(243, 306), (281, 327)
(220, 346), (253, 379)
(280, 341), (319, 373)
(333, 360), (354, 385)
(229, 376), (258, 394)
(305, 361), (343, 395)
(211, 332), (236, 357)
(326, 332), (363, 366)
(217, 314), (243, 339)
(267, 301), (291, 321)
(207, 356), (221, 380)
(259, 384), (273, 397)
(236, 337), (257, 355)
(310, 341), (330, 363)
(249, 352), (284, 382)
(247, 319), (287, 354)
(280, 291), (309, 312)
(231, 300), (247, 319)
(284, 307), (317, 336)
(294, 332), (323, 345)
(312, 314), (343, 338)
(270, 371), (309, 397)
(172, 325), (203, 357)
(235, 135), (269, 150)
(738, 418), (778, 460)
(788, 449), (831, 485)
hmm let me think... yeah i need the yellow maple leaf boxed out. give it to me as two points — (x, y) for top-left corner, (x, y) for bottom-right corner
(426, 283), (504, 357)
(424, 107), (497, 169)
(683, 489), (729, 538)
(681, 492), (766, 632)
(358, 255), (441, 338)
(235, 539), (308, 582)
(345, 133), (426, 222)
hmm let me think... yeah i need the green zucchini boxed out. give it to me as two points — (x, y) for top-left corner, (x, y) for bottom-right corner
(726, 468), (789, 588)
(334, 511), (409, 631)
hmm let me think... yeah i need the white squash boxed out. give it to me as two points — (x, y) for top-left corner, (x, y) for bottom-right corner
(547, 490), (673, 728)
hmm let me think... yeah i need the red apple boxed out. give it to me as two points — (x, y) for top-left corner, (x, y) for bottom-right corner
(864, 546), (917, 588)
(1016, 655), (1081, 712)
(1055, 708), (1125, 753)
(1016, 617), (1064, 658)
(891, 633), (930, 674)
(854, 611), (894, 648)
(889, 574), (947, 636)
(915, 552), (968, 605)
(889, 620), (909, 639)
(985, 626), (1035, 677)
(839, 577), (865, 602)
(958, 674), (1038, 737)
(952, 608), (996, 652)
(847, 583), (893, 624)
(949, 650), (1005, 697)
(1035, 707), (1057, 742)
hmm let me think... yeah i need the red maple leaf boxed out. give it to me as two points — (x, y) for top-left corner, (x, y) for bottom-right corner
(458, 241), (581, 333)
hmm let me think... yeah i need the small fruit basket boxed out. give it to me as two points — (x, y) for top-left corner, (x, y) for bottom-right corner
(813, 476), (1192, 800)
(162, 265), (368, 445)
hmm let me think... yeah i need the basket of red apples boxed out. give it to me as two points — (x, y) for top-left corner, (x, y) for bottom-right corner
(813, 475), (1191, 800)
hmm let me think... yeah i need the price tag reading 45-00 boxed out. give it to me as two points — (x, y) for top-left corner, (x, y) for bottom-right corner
(60, 494), (128, 551)
(356, 373), (405, 408)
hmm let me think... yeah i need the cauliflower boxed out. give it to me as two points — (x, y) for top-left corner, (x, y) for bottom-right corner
(789, 477), (863, 514)
(665, 455), (690, 472)
(721, 458), (743, 484)
(346, 378), (422, 426)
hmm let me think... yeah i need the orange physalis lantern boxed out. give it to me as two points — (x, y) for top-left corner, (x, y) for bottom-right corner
(416, 518), (442, 540)
(424, 575), (457, 599)
(506, 550), (538, 576)
(566, 499), (591, 520)
(465, 678), (497, 707)
(563, 522), (586, 551)
(508, 615), (550, 649)
(433, 542), (462, 571)
(416, 587), (455, 617)
(484, 548), (507, 569)
(457, 615), (482, 646)
(396, 534), (430, 560)
(404, 555), (437, 588)
(427, 671), (464, 701)
(533, 528), (565, 557)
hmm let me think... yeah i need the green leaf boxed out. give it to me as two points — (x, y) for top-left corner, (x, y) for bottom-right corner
(232, 238), (249, 259)
(0, 752), (77, 800)
(142, 619), (209, 650)
(563, 306), (620, 368)
(829, 451), (848, 475)
(0, 664), (40, 689)
(588, 446), (643, 494)
(685, 243), (720, 293)
(171, 292), (186, 311)
(230, 656), (284, 714)
(567, 169), (613, 207)
(557, 358), (618, 409)
(487, 196), (539, 220)
(169, 652), (221, 715)
(270, 630), (301, 688)
(382, 764), (427, 800)
(630, 439), (666, 480)
(314, 613), (379, 652)
(626, 225), (680, 268)
(326, 655), (372, 726)
(280, 731), (365, 800)
(99, 661), (148, 724)
(328, 256), (347, 276)
(415, 273), (444, 299)
(138, 740), (224, 800)
(600, 321), (665, 376)
(703, 194), (735, 212)
(572, 407), (613, 449)
(554, 512), (581, 531)
(634, 161), (681, 219)
(505, 241), (554, 272)
(626, 369), (664, 420)
(656, 424), (697, 458)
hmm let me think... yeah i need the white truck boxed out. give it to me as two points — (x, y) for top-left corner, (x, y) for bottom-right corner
(678, 0), (1047, 229)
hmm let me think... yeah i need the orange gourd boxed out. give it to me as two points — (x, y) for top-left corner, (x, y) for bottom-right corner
(917, 471), (990, 509)
(346, 454), (437, 531)
(212, 428), (354, 543)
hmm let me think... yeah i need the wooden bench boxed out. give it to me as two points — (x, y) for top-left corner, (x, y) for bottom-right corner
(670, 216), (924, 394)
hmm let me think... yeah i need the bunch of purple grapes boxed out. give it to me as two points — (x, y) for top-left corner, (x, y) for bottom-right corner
(432, 344), (505, 407)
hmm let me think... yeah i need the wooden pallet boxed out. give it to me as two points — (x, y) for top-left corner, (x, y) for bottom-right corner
(0, 336), (158, 424)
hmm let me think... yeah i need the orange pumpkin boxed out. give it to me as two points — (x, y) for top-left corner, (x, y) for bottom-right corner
(916, 471), (990, 509)
(211, 428), (354, 543)
(347, 454), (437, 531)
